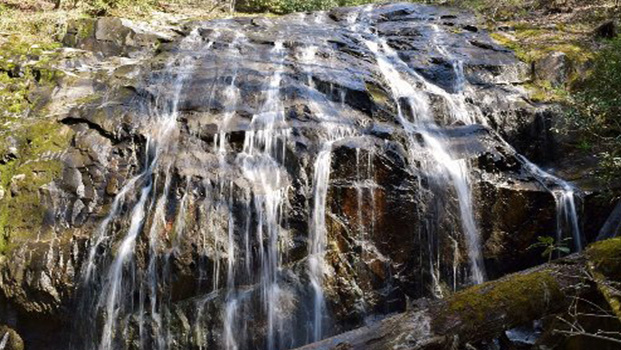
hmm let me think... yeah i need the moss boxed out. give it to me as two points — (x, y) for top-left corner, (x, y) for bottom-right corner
(77, 19), (96, 40)
(587, 238), (621, 280)
(586, 238), (621, 321)
(0, 120), (74, 254)
(75, 93), (103, 106)
(0, 39), (65, 125)
(439, 271), (563, 332)
(490, 32), (532, 62)
(366, 82), (391, 107)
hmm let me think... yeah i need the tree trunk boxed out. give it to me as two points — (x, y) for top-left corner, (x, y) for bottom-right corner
(296, 252), (605, 350)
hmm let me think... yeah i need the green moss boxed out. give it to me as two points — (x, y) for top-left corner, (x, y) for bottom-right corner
(366, 82), (391, 107)
(586, 238), (621, 321)
(77, 19), (96, 40)
(587, 238), (621, 280)
(440, 271), (563, 331)
(0, 39), (65, 125)
(0, 120), (74, 254)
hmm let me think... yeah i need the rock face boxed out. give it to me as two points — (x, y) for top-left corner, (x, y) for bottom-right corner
(0, 3), (603, 350)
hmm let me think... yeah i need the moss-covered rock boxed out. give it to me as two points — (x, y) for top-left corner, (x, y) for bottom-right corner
(437, 271), (563, 337)
(0, 325), (24, 350)
(0, 120), (74, 254)
(587, 238), (621, 280)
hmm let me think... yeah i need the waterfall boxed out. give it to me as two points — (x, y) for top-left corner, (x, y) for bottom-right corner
(430, 20), (581, 254)
(142, 169), (173, 350)
(74, 29), (211, 350)
(517, 155), (583, 251)
(308, 146), (331, 342)
(63, 4), (591, 350)
(0, 332), (8, 350)
(238, 40), (290, 350)
(359, 19), (486, 284)
(430, 24), (483, 125)
(99, 166), (154, 350)
(554, 189), (583, 251)
(597, 200), (621, 241)
(298, 40), (358, 341)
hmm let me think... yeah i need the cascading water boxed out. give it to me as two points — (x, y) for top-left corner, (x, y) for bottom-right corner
(597, 200), (621, 241)
(298, 38), (362, 341)
(518, 155), (584, 251)
(353, 9), (486, 285)
(238, 40), (291, 350)
(67, 4), (589, 350)
(308, 147), (331, 342)
(74, 29), (212, 350)
(0, 332), (8, 349)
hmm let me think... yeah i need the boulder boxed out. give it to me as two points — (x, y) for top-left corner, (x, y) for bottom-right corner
(62, 18), (174, 58)
(534, 51), (571, 87)
(0, 325), (24, 350)
(594, 20), (617, 39)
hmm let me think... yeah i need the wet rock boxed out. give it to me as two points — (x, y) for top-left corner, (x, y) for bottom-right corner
(0, 2), (609, 349)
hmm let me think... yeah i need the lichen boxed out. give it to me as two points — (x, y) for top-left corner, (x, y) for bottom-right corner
(366, 82), (391, 107)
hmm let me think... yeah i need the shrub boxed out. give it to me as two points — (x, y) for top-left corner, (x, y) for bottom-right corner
(563, 36), (621, 187)
(235, 0), (374, 14)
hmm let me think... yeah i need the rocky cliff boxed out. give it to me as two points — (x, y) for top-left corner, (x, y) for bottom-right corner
(0, 2), (615, 349)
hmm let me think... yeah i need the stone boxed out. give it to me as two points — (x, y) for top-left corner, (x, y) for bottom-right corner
(0, 325), (24, 350)
(62, 17), (172, 58)
(534, 51), (571, 87)
(594, 20), (617, 39)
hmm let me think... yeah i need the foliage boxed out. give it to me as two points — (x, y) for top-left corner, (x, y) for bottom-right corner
(235, 0), (375, 14)
(562, 36), (621, 188)
(528, 236), (571, 262)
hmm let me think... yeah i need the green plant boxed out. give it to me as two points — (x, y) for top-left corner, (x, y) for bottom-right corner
(560, 36), (621, 189)
(528, 236), (572, 263)
(577, 139), (593, 152)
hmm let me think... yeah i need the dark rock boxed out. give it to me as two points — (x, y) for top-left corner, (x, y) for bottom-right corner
(594, 20), (617, 39)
